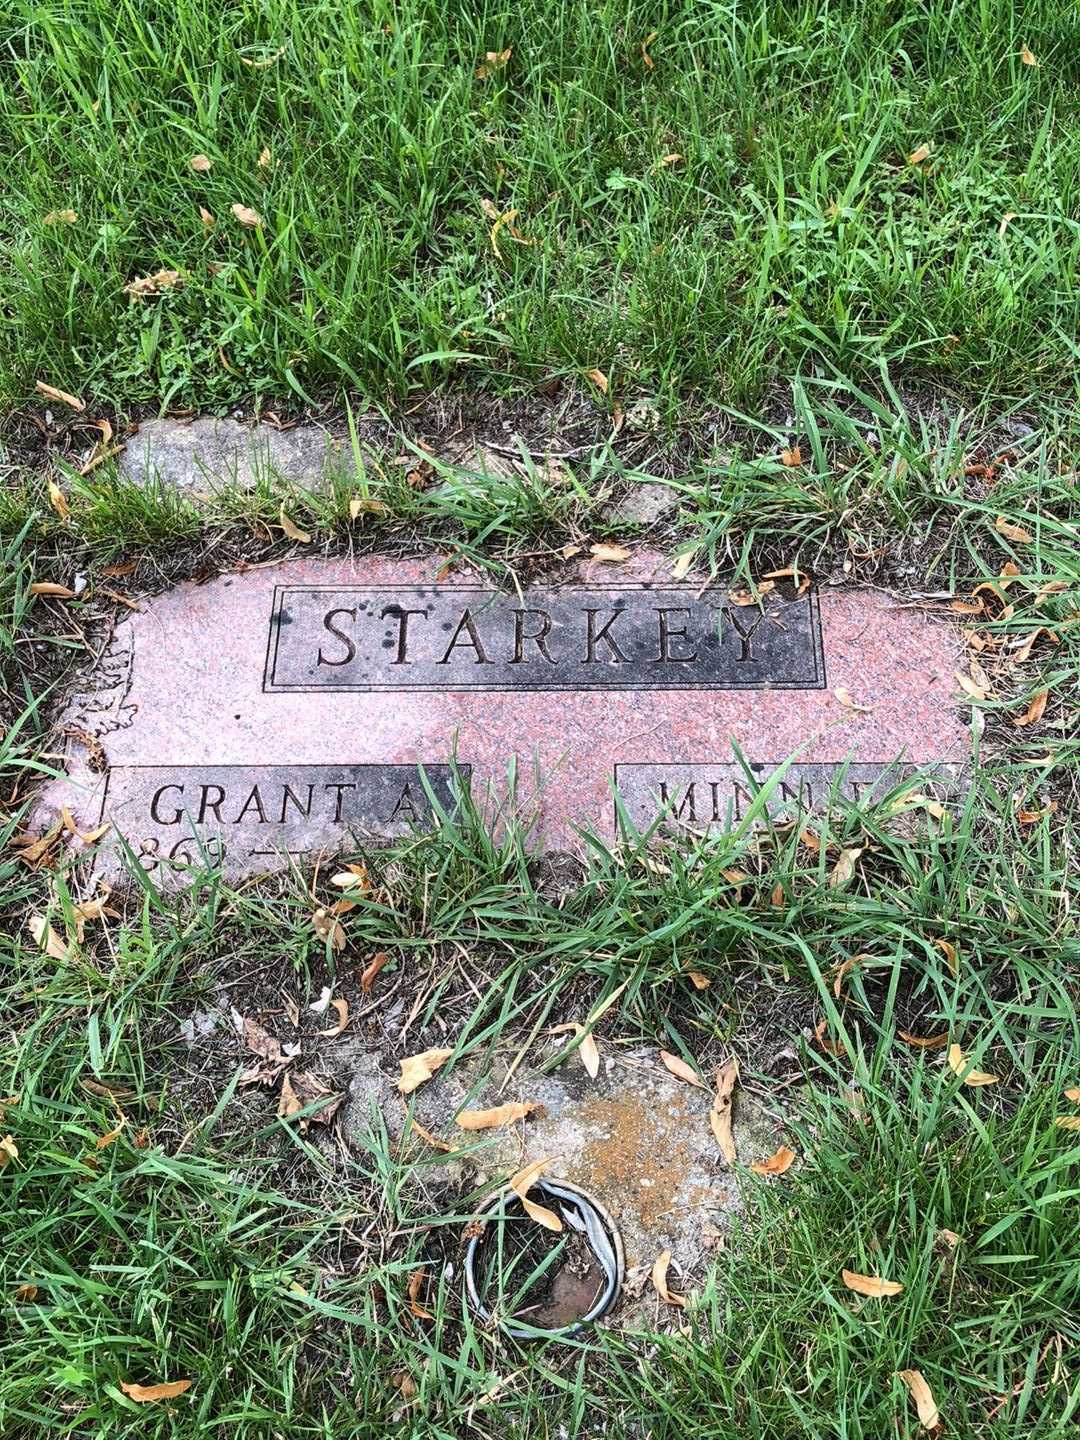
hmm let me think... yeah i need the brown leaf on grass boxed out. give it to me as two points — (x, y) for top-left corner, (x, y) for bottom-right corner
(641, 31), (658, 69)
(659, 1050), (706, 1089)
(190, 153), (213, 172)
(331, 861), (370, 890)
(832, 953), (867, 998)
(95, 1113), (126, 1150)
(1053, 1115), (1080, 1131)
(257, 145), (271, 168)
(279, 504), (311, 543)
(934, 938), (959, 977)
(48, 481), (70, 519)
(950, 596), (984, 615)
(897, 1369), (940, 1430)
(311, 908), (345, 950)
(829, 847), (864, 889)
(278, 1071), (341, 1127)
(671, 550), (694, 580)
(907, 143), (931, 165)
(1021, 45), (1038, 66)
(231, 202), (263, 227)
(585, 367), (609, 395)
(898, 1030), (949, 1050)
(410, 1118), (454, 1151)
(687, 970), (711, 990)
(750, 1145), (796, 1176)
(508, 1155), (563, 1231)
(119, 1379), (193, 1403)
(44, 208), (77, 225)
(14, 1283), (38, 1303)
(455, 1101), (537, 1130)
(240, 45), (287, 68)
(29, 581), (76, 598)
(241, 1016), (286, 1072)
(475, 46), (511, 78)
(711, 1058), (739, 1163)
(1013, 689), (1049, 727)
(947, 1043), (998, 1087)
(391, 1369), (418, 1400)
(0, 1135), (21, 1168)
(954, 670), (987, 701)
(398, 1048), (453, 1095)
(657, 153), (684, 169)
(995, 515), (1033, 544)
(11, 821), (63, 869)
(36, 380), (84, 411)
(842, 1269), (904, 1298)
(124, 268), (183, 298)
(61, 806), (110, 845)
(550, 1022), (600, 1078)
(349, 494), (389, 518)
(780, 446), (802, 467)
(589, 542), (631, 563)
(318, 998), (348, 1038)
(650, 1248), (687, 1307)
(406, 1266), (433, 1319)
(28, 915), (69, 961)
(360, 951), (389, 993)
(998, 210), (1017, 237)
(1064, 1087), (1080, 1103)
(198, 205), (215, 228)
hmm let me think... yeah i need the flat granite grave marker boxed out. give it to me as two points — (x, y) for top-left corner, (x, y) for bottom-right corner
(37, 553), (967, 882)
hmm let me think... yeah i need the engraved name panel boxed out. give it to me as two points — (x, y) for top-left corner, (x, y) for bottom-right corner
(263, 583), (825, 692)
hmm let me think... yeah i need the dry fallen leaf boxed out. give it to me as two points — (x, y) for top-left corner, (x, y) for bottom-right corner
(829, 847), (864, 889)
(833, 686), (872, 713)
(998, 210), (1017, 238)
(935, 938), (959, 977)
(47, 481), (70, 520)
(589, 542), (631, 563)
(551, 1022), (600, 1078)
(842, 1269), (904, 1298)
(120, 1379), (192, 1404)
(641, 30), (658, 69)
(780, 446), (802, 467)
(35, 380), (84, 411)
(30, 581), (76, 598)
(241, 45), (287, 68)
(750, 1145), (796, 1176)
(508, 1155), (563, 1231)
(455, 1101), (537, 1130)
(1021, 44), (1038, 66)
(406, 1266), (433, 1319)
(279, 504), (312, 543)
(687, 970), (711, 990)
(198, 205), (215, 228)
(711, 1057), (739, 1163)
(1013, 689), (1049, 727)
(671, 551), (694, 580)
(311, 907), (345, 951)
(947, 1043), (998, 1087)
(585, 367), (609, 395)
(995, 515), (1033, 544)
(1064, 1087), (1080, 1103)
(650, 1248), (686, 1308)
(897, 1369), (940, 1430)
(898, 1030), (949, 1050)
(657, 152), (684, 168)
(257, 145), (271, 168)
(125, 268), (183, 298)
(408, 1117), (453, 1152)
(95, 1113), (126, 1150)
(231, 202), (263, 228)
(44, 208), (77, 225)
(190, 153), (213, 172)
(0, 1135), (20, 1169)
(28, 915), (69, 962)
(1053, 1115), (1080, 1131)
(475, 46), (511, 78)
(954, 670), (987, 701)
(349, 495), (389, 518)
(398, 1047), (453, 1095)
(659, 1049), (706, 1089)
(331, 861), (370, 890)
(318, 997), (349, 1038)
(907, 143), (931, 165)
(13, 1283), (38, 1303)
(360, 951), (389, 993)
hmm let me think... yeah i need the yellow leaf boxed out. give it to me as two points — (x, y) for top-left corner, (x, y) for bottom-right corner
(508, 1155), (562, 1231)
(257, 146), (271, 168)
(190, 153), (212, 172)
(0, 1135), (19, 1168)
(240, 45), (286, 68)
(349, 495), (389, 518)
(35, 380), (84, 411)
(750, 1145), (796, 1176)
(995, 514), (1033, 543)
(28, 915), (69, 961)
(842, 1269), (903, 1298)
(589, 542), (631, 563)
(897, 1369), (940, 1430)
(120, 1379), (193, 1404)
(947, 1043), (998, 1087)
(231, 202), (263, 228)
(671, 551), (694, 580)
(907, 143), (931, 165)
(780, 446), (802, 467)
(1021, 45), (1038, 66)
(330, 861), (370, 889)
(833, 686), (872, 713)
(1013, 689), (1048, 727)
(998, 210), (1017, 237)
(1064, 1087), (1080, 1103)
(641, 31), (658, 70)
(1053, 1115), (1080, 1131)
(475, 47), (511, 78)
(124, 269), (183, 298)
(43, 208), (77, 225)
(954, 670), (986, 701)
(455, 1101), (536, 1130)
(279, 504), (311, 543)
(398, 1047), (453, 1095)
(657, 153), (683, 168)
(659, 1049), (706, 1088)
(711, 1057), (739, 1163)
(650, 1248), (686, 1307)
(585, 367), (609, 395)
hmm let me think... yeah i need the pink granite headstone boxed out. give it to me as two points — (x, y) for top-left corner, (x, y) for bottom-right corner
(37, 553), (967, 883)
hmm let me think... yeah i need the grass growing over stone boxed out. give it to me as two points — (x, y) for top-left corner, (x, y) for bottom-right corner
(2, 0), (1080, 414)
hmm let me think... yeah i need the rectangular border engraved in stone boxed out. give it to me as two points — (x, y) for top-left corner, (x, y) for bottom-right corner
(613, 760), (956, 833)
(96, 762), (469, 866)
(262, 583), (825, 693)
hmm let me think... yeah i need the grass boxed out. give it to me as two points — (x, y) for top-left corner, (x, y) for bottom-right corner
(2, 0), (1080, 415)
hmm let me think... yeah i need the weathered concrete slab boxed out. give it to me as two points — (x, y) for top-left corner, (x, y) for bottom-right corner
(120, 417), (341, 492)
(35, 552), (967, 882)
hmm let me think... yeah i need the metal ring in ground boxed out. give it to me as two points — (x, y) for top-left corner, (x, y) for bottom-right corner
(464, 1179), (624, 1339)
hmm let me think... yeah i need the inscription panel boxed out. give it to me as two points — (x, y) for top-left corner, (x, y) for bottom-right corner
(615, 761), (957, 833)
(98, 763), (467, 875)
(263, 583), (824, 692)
